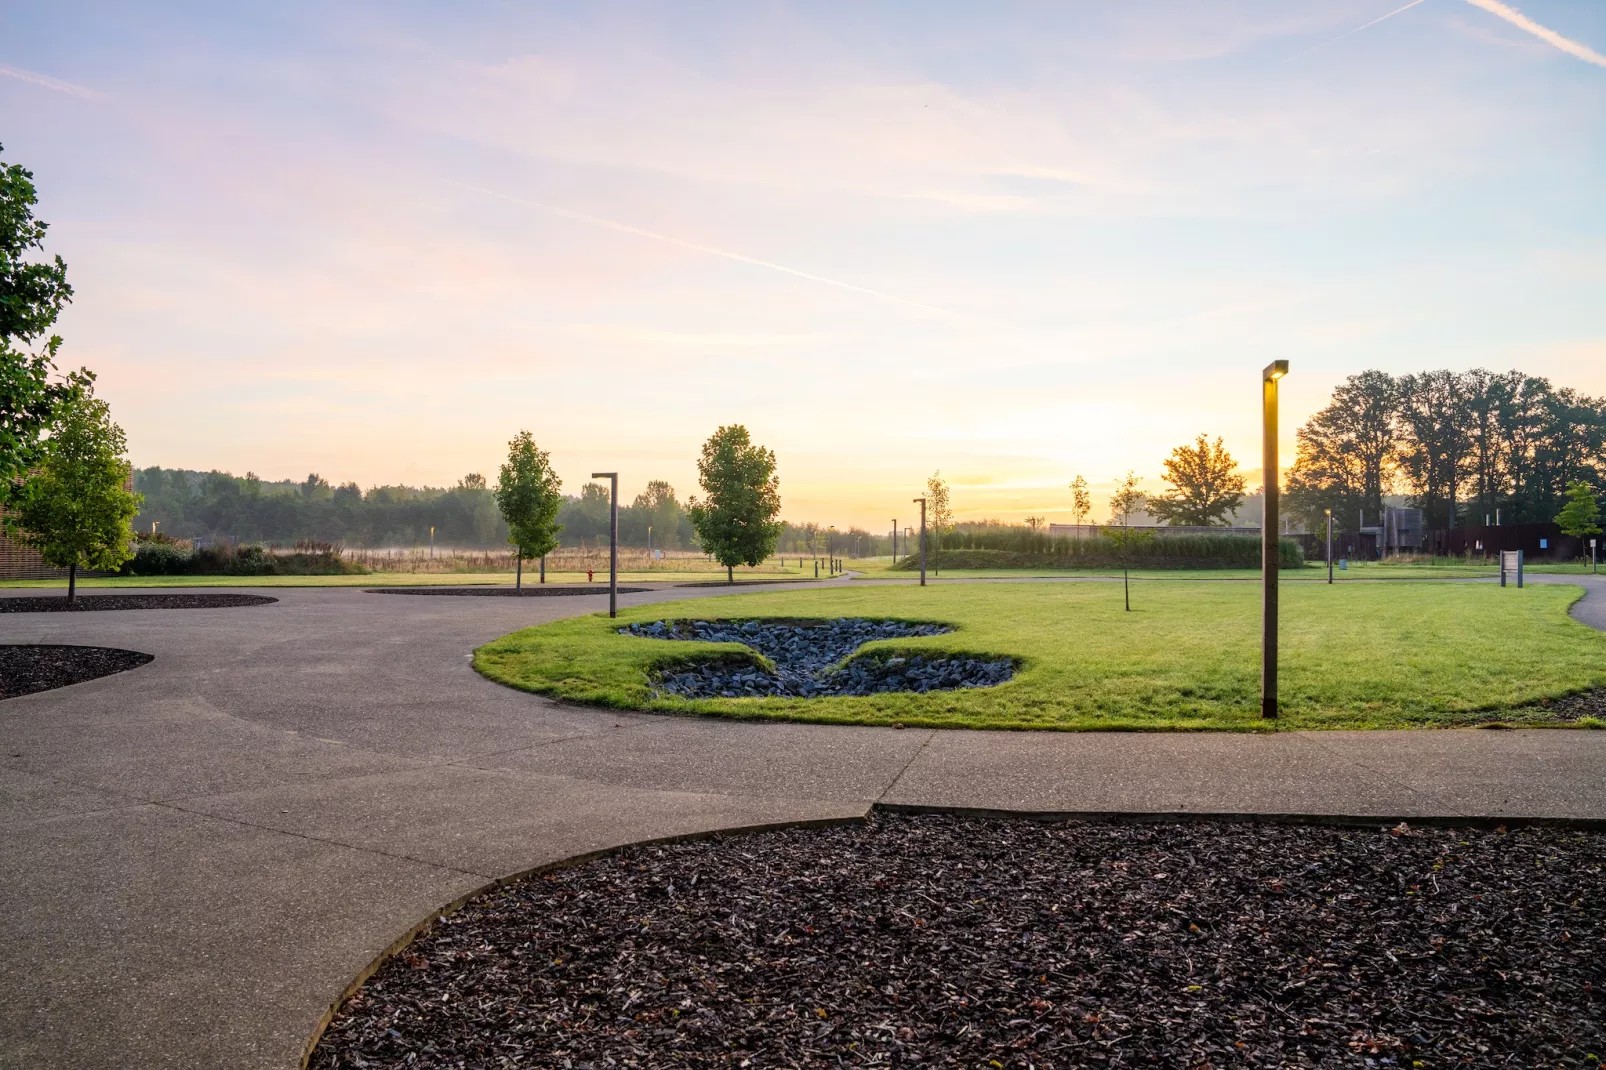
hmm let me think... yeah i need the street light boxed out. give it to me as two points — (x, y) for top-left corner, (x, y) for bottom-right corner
(913, 497), (927, 587)
(1262, 360), (1288, 720)
(591, 472), (619, 618)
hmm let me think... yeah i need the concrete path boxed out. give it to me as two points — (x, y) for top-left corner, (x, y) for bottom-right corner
(2, 576), (1604, 1069)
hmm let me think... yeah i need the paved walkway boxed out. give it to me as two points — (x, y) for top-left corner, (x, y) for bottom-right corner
(2, 576), (1604, 1069)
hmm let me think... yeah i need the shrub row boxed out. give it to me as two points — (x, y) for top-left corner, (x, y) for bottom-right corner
(119, 540), (367, 577)
(891, 536), (1305, 571)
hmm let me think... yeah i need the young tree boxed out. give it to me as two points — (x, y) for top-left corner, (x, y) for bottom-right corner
(687, 424), (783, 584)
(494, 430), (563, 590)
(1147, 435), (1247, 527)
(1103, 471), (1150, 612)
(13, 382), (140, 602)
(926, 471), (952, 575)
(1555, 481), (1602, 557)
(1069, 474), (1092, 530)
(1, 143), (79, 506)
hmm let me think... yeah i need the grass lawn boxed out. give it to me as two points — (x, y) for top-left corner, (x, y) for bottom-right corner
(474, 580), (1606, 731)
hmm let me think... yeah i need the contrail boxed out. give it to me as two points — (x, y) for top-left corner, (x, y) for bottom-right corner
(1462, 0), (1606, 68)
(1279, 0), (1430, 62)
(1322, 0), (1432, 50)
(0, 63), (100, 98)
(458, 182), (961, 319)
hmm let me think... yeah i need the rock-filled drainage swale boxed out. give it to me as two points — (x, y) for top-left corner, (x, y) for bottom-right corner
(622, 617), (1014, 697)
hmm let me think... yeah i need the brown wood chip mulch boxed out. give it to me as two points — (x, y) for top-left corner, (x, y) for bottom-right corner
(311, 813), (1605, 1069)
(0, 644), (153, 699)
(0, 593), (276, 613)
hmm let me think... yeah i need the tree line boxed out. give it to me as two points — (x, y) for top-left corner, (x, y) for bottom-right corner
(131, 466), (700, 550)
(1286, 369), (1605, 532)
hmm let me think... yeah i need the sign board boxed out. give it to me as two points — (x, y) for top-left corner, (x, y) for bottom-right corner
(1500, 549), (1524, 588)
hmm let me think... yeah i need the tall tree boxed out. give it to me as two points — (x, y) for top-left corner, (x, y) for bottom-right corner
(1, 142), (79, 505)
(1396, 370), (1474, 529)
(1285, 370), (1398, 532)
(494, 431), (563, 590)
(925, 471), (952, 575)
(687, 425), (783, 583)
(12, 382), (140, 602)
(1146, 435), (1246, 527)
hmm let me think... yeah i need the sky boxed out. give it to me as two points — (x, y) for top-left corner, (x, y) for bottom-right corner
(3, 0), (1604, 529)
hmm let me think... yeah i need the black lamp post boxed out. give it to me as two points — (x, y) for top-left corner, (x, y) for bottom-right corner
(591, 471), (618, 618)
(1262, 360), (1288, 720)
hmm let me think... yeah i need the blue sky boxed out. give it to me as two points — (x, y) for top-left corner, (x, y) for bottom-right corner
(3, 0), (1603, 525)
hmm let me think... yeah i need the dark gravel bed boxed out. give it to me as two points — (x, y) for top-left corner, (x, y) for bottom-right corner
(0, 644), (153, 699)
(0, 593), (276, 613)
(311, 813), (1606, 1069)
(624, 618), (1014, 697)
(367, 586), (650, 597)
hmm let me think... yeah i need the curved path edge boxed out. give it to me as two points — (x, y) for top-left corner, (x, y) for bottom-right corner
(1, 576), (1603, 1070)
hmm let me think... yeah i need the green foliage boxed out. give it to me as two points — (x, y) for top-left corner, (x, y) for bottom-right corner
(889, 535), (1304, 570)
(1287, 367), (1606, 531)
(474, 582), (1606, 731)
(0, 143), (79, 504)
(1147, 435), (1247, 526)
(120, 538), (365, 577)
(687, 425), (783, 577)
(494, 431), (563, 560)
(13, 386), (140, 576)
(1554, 480), (1601, 540)
(1069, 475), (1091, 527)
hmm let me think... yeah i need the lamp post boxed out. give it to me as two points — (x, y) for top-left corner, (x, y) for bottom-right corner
(1262, 360), (1288, 720)
(913, 498), (927, 587)
(591, 471), (619, 618)
(1325, 508), (1333, 585)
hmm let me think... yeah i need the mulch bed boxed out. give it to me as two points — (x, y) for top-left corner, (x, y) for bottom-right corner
(1527, 687), (1606, 723)
(367, 586), (650, 597)
(311, 813), (1605, 1069)
(0, 593), (276, 613)
(0, 644), (153, 699)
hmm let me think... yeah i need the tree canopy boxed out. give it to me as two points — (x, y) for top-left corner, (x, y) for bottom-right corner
(1555, 481), (1601, 543)
(13, 383), (141, 599)
(1, 142), (79, 504)
(494, 431), (564, 563)
(1286, 368), (1606, 531)
(687, 424), (783, 582)
(1146, 435), (1246, 527)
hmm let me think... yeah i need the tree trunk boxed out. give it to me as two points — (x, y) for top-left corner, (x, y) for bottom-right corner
(68, 562), (77, 604)
(727, 564), (733, 585)
(516, 556), (522, 593)
(540, 555), (545, 583)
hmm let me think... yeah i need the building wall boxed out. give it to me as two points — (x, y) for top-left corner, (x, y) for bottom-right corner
(0, 521), (71, 580)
